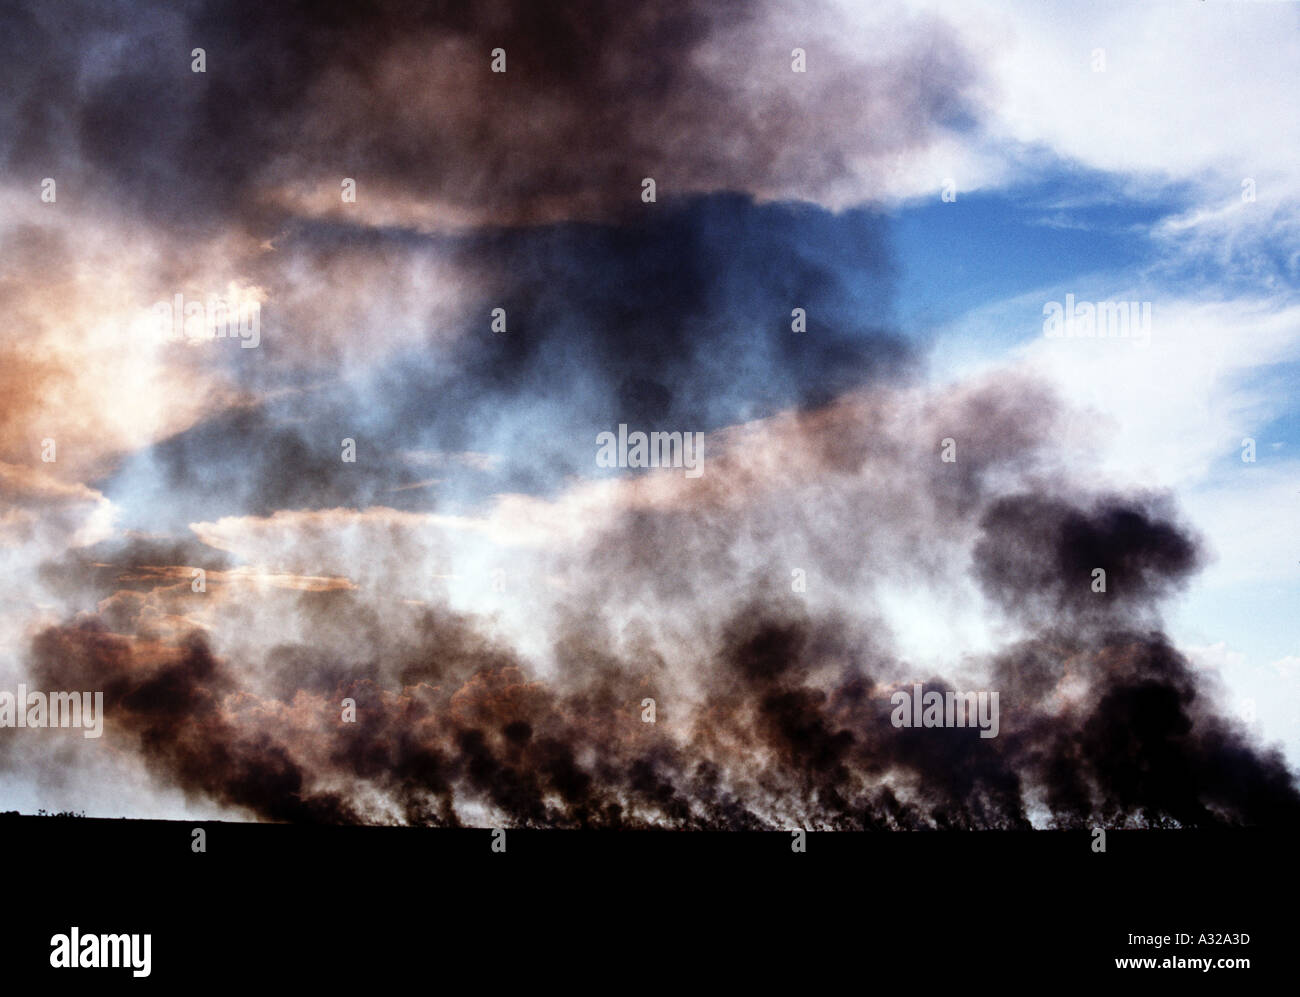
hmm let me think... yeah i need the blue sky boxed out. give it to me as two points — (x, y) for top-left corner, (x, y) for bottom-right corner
(892, 171), (1194, 334)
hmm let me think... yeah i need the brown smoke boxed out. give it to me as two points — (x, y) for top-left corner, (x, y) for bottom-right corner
(22, 384), (1300, 829)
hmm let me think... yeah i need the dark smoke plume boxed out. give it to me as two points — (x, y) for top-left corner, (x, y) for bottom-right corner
(3, 0), (1294, 831)
(24, 416), (1300, 829)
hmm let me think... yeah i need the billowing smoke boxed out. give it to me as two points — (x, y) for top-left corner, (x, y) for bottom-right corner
(22, 382), (1300, 828)
(2, 0), (1295, 828)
